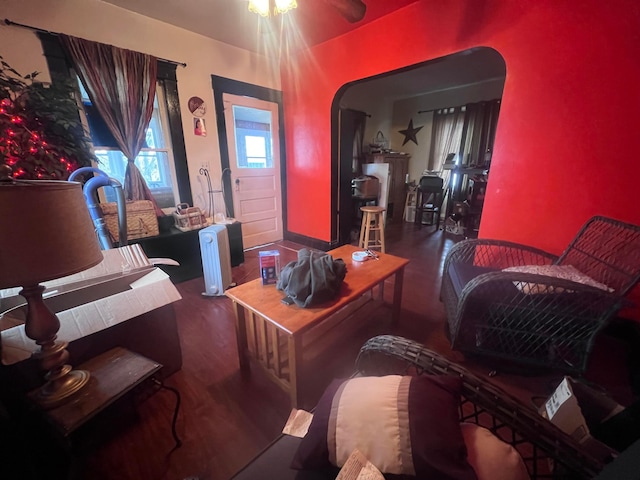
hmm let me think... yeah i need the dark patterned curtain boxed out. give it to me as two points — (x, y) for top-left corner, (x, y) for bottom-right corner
(351, 110), (367, 175)
(60, 35), (164, 216)
(458, 99), (501, 168)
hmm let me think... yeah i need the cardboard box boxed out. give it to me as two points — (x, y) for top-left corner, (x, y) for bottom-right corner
(539, 377), (622, 461)
(0, 243), (154, 303)
(0, 245), (181, 365)
(259, 250), (280, 285)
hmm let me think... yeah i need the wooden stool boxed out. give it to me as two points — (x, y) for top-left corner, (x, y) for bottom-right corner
(358, 206), (386, 253)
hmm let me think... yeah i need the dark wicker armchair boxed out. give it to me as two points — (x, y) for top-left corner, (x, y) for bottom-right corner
(356, 335), (606, 479)
(441, 215), (640, 374)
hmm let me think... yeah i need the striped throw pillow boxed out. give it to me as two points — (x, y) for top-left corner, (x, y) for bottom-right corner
(291, 375), (477, 479)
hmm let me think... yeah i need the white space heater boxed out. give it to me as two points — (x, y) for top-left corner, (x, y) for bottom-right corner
(199, 225), (233, 296)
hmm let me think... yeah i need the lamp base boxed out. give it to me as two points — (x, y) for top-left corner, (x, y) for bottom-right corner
(30, 368), (90, 409)
(18, 284), (92, 409)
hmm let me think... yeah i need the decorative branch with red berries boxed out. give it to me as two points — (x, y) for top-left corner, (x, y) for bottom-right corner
(0, 55), (95, 179)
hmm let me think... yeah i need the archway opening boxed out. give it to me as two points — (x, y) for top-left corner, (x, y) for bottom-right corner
(331, 47), (506, 244)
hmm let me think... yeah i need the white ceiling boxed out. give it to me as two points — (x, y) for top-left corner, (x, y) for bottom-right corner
(101, 0), (270, 52)
(99, 0), (417, 53)
(99, 1), (506, 101)
(341, 47), (506, 105)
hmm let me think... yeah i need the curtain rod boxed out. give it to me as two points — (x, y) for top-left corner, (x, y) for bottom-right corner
(418, 98), (501, 115)
(4, 18), (187, 68)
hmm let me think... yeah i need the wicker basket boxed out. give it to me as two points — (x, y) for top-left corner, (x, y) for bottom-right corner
(172, 204), (207, 232)
(99, 200), (159, 242)
(368, 130), (389, 153)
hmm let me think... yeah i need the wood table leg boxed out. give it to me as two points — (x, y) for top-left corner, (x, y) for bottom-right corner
(358, 211), (367, 249)
(391, 266), (405, 324)
(232, 301), (250, 372)
(287, 335), (303, 408)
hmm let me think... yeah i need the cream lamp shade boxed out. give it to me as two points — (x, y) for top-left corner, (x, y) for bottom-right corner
(0, 180), (103, 289)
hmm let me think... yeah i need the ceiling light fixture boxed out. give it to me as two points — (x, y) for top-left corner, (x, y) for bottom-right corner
(248, 0), (297, 17)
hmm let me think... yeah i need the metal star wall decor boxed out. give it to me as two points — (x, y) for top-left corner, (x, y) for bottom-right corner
(398, 118), (423, 146)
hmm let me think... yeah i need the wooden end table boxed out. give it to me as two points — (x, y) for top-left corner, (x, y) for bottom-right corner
(225, 244), (409, 407)
(25, 347), (182, 477)
(33, 347), (163, 437)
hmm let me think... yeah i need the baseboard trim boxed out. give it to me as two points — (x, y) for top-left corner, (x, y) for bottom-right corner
(283, 231), (333, 251)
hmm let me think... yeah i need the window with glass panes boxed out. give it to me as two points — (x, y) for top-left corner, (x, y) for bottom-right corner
(78, 81), (179, 209)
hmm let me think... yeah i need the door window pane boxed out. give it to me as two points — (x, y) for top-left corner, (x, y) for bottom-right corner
(245, 135), (267, 168)
(233, 105), (273, 169)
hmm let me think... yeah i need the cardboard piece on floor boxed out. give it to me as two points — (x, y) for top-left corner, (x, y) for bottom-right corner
(282, 408), (313, 438)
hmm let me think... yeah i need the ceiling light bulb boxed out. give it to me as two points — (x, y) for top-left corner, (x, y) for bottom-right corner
(248, 0), (270, 17)
(274, 0), (297, 14)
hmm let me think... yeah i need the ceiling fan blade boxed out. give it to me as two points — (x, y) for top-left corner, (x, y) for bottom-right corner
(322, 0), (366, 23)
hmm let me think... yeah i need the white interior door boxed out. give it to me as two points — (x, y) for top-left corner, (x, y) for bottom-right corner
(223, 93), (283, 249)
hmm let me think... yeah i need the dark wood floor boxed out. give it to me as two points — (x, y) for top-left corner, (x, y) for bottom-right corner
(69, 222), (638, 479)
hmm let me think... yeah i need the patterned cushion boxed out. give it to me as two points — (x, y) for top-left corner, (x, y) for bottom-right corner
(502, 264), (612, 295)
(291, 375), (477, 479)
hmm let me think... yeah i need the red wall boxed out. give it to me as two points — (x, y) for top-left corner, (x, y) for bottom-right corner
(283, 0), (640, 244)
(281, 0), (640, 313)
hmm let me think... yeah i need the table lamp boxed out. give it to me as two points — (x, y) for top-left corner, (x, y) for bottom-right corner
(0, 166), (103, 408)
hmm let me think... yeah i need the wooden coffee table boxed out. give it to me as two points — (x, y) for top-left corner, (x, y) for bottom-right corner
(225, 244), (409, 407)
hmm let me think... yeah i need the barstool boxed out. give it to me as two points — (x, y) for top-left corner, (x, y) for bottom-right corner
(358, 206), (386, 253)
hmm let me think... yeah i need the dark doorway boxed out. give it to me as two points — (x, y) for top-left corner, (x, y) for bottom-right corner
(331, 47), (506, 245)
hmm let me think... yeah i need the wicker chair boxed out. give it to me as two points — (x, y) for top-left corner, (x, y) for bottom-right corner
(441, 215), (640, 374)
(356, 335), (606, 479)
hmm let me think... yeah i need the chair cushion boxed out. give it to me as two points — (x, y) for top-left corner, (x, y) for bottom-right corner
(461, 423), (530, 480)
(502, 264), (612, 294)
(291, 375), (477, 479)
